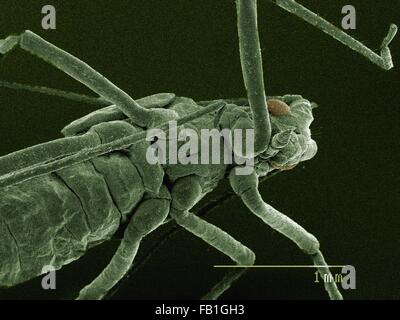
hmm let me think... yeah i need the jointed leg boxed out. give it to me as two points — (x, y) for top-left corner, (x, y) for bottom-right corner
(62, 93), (176, 136)
(77, 186), (170, 300)
(0, 31), (177, 127)
(169, 176), (255, 299)
(269, 0), (397, 70)
(201, 269), (249, 300)
(0, 100), (225, 189)
(172, 208), (254, 300)
(0, 130), (100, 178)
(229, 170), (343, 300)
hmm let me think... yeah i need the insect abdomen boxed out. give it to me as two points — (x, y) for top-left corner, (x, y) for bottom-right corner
(0, 124), (147, 287)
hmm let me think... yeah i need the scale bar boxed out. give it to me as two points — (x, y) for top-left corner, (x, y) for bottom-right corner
(214, 265), (347, 268)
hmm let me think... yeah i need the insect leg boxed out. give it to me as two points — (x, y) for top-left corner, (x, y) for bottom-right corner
(61, 93), (176, 136)
(269, 0), (397, 70)
(229, 170), (343, 300)
(0, 101), (225, 189)
(201, 269), (250, 300)
(0, 31), (177, 127)
(169, 176), (255, 299)
(0, 130), (100, 178)
(104, 174), (281, 300)
(77, 186), (171, 300)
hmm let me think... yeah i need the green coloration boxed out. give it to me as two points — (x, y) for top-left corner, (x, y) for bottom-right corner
(106, 171), (280, 300)
(91, 153), (144, 220)
(229, 171), (319, 255)
(62, 93), (176, 136)
(0, 80), (177, 112)
(78, 186), (171, 300)
(201, 269), (249, 300)
(1, 160), (121, 286)
(236, 0), (271, 154)
(0, 100), (225, 189)
(270, 0), (397, 70)
(0, 0), (395, 300)
(0, 31), (179, 127)
(0, 31), (146, 122)
(169, 176), (255, 265)
(0, 80), (110, 106)
(70, 93), (330, 299)
(228, 169), (343, 300)
(0, 121), (149, 286)
(312, 251), (343, 300)
(0, 131), (101, 177)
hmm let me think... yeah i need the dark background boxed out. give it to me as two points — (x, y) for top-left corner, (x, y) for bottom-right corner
(0, 0), (399, 300)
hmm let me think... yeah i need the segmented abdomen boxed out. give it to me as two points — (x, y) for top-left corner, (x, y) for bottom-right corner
(0, 143), (145, 287)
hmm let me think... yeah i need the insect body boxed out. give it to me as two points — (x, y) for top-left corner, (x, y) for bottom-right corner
(0, 91), (314, 284)
(0, 0), (396, 300)
(0, 88), (327, 299)
(0, 100), (164, 287)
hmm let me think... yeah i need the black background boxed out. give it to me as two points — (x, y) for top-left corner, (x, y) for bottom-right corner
(0, 0), (399, 300)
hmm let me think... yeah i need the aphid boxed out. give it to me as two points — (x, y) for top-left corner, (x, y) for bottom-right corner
(0, 0), (396, 300)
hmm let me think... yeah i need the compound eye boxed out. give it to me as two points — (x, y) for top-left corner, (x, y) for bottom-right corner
(267, 99), (291, 117)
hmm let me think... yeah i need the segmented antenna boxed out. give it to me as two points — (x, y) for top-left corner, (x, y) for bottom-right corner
(0, 80), (110, 106)
(0, 101), (226, 189)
